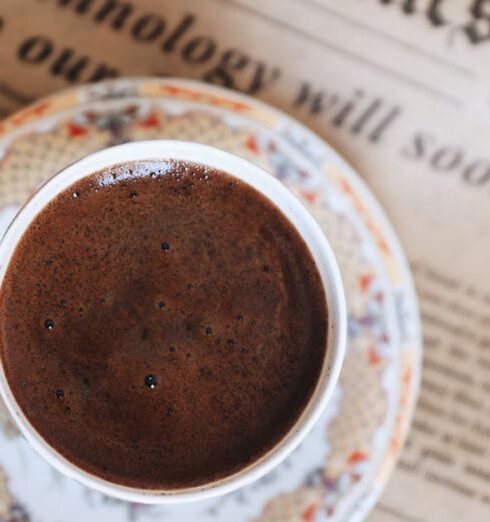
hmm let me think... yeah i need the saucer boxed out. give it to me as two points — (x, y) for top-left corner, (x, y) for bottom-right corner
(0, 78), (421, 522)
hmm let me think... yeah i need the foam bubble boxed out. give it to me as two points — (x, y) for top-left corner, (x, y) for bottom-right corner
(96, 161), (175, 187)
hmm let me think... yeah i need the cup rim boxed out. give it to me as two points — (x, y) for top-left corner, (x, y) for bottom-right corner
(0, 140), (346, 504)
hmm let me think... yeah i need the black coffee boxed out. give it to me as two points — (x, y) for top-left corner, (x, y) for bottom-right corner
(0, 160), (328, 489)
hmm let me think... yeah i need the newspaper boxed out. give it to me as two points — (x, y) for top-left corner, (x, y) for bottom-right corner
(1, 0), (490, 520)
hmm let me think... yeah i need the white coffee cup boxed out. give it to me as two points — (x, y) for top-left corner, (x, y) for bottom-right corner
(0, 140), (346, 504)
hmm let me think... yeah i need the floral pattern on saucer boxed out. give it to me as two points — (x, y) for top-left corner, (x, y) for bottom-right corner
(0, 78), (421, 522)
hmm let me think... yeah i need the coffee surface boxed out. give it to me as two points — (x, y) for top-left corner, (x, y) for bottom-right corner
(0, 160), (328, 489)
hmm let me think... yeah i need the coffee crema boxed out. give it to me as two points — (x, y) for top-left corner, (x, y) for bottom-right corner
(0, 160), (328, 489)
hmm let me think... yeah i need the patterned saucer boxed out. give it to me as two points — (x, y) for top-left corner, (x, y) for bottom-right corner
(0, 78), (421, 522)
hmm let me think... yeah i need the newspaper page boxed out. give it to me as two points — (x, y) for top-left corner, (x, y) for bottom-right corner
(1, 0), (490, 520)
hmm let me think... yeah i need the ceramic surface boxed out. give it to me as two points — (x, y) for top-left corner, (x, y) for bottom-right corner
(0, 78), (421, 522)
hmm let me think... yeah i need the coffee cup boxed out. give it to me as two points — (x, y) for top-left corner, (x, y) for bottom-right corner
(0, 140), (346, 503)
